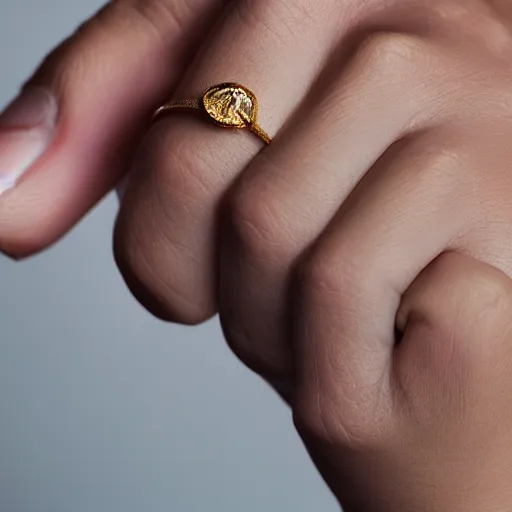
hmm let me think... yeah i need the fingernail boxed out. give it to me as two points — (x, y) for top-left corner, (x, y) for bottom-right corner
(0, 86), (57, 195)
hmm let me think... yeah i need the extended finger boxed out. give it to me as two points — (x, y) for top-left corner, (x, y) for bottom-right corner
(0, 0), (223, 257)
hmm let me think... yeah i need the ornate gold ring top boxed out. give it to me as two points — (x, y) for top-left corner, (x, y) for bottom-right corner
(153, 83), (272, 145)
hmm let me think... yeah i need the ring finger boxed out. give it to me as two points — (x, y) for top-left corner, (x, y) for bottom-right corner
(114, 0), (349, 322)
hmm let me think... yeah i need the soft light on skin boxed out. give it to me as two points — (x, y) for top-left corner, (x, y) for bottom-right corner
(0, 128), (52, 194)
(0, 87), (57, 195)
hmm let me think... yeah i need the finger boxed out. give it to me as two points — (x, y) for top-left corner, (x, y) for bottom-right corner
(396, 251), (512, 369)
(391, 125), (512, 415)
(395, 252), (512, 426)
(114, 0), (348, 323)
(292, 127), (473, 446)
(0, 0), (223, 257)
(218, 33), (438, 379)
(446, 125), (512, 280)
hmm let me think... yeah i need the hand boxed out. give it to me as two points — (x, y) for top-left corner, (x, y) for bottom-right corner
(292, 252), (512, 510)
(3, 0), (512, 509)
(115, 0), (512, 383)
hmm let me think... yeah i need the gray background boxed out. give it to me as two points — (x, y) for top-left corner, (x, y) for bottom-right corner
(0, 1), (336, 511)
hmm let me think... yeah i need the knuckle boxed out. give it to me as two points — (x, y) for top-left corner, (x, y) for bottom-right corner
(108, 0), (189, 46)
(294, 393), (382, 450)
(115, 224), (214, 326)
(417, 142), (464, 170)
(400, 253), (512, 353)
(33, 0), (189, 90)
(232, 0), (333, 39)
(476, 276), (512, 321)
(429, 253), (512, 316)
(405, 136), (470, 185)
(118, 128), (224, 326)
(358, 32), (425, 75)
(447, 265), (512, 338)
(122, 259), (214, 326)
(224, 329), (260, 371)
(114, 201), (215, 326)
(432, 0), (512, 55)
(222, 319), (284, 378)
(297, 247), (369, 307)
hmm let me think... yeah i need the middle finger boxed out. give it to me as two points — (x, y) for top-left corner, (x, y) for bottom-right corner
(218, 32), (440, 379)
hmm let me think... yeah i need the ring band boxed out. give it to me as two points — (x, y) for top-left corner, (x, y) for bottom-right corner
(153, 83), (272, 145)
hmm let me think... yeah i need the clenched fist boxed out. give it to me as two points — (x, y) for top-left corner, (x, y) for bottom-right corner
(3, 0), (512, 509)
(294, 253), (512, 510)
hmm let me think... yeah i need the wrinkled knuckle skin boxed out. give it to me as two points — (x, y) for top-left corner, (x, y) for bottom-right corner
(297, 253), (341, 299)
(107, 0), (190, 47)
(429, 253), (512, 324)
(232, 0), (334, 38)
(357, 32), (425, 76)
(399, 253), (512, 364)
(294, 394), (381, 451)
(33, 0), (186, 87)
(297, 248), (368, 308)
(456, 271), (512, 345)
(431, 0), (512, 55)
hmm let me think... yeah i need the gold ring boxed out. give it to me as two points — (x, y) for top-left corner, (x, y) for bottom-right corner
(153, 83), (272, 145)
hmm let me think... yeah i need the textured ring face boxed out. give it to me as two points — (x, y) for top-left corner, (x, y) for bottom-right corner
(202, 83), (258, 128)
(153, 83), (271, 144)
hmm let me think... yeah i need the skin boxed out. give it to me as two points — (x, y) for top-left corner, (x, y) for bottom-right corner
(2, 0), (512, 509)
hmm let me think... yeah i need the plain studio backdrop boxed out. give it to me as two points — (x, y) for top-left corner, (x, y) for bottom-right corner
(0, 1), (337, 511)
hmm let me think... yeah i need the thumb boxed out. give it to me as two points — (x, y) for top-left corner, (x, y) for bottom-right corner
(0, 0), (223, 258)
(395, 251), (512, 408)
